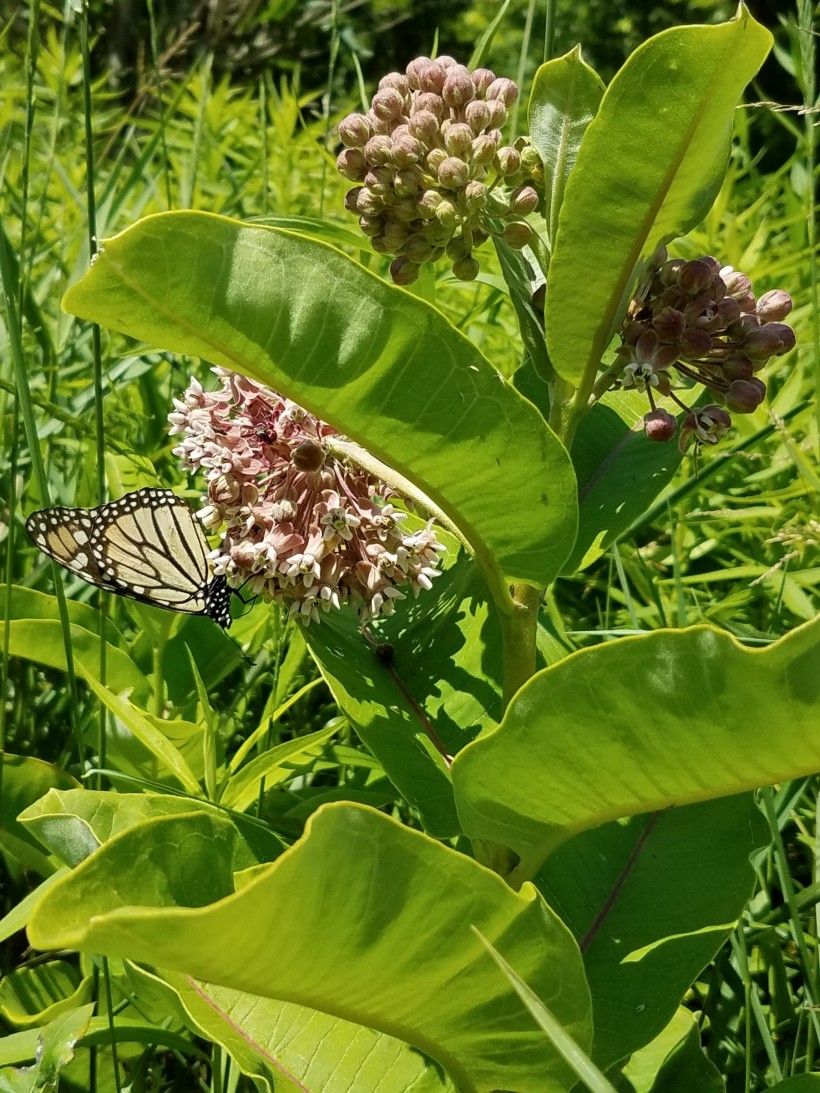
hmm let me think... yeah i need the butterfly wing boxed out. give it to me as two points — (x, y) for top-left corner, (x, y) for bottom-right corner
(26, 488), (230, 625)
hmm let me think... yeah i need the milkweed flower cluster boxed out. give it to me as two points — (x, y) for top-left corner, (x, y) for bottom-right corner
(336, 56), (542, 284)
(616, 249), (795, 451)
(168, 369), (445, 624)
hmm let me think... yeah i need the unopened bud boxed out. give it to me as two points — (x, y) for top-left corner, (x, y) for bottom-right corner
(716, 297), (741, 327)
(379, 72), (410, 95)
(501, 221), (532, 249)
(452, 255), (479, 281)
(408, 109), (439, 145)
(364, 166), (393, 195)
(679, 259), (715, 295)
(417, 189), (444, 218)
(679, 328), (712, 358)
(465, 100), (490, 133)
(652, 307), (685, 341)
(721, 268), (752, 298)
(403, 235), (434, 263)
(394, 166), (423, 196)
(438, 156), (469, 190)
(471, 133), (499, 165)
(442, 70), (475, 108)
(435, 200), (457, 229)
(344, 187), (364, 213)
(292, 440), (325, 472)
(744, 322), (796, 360)
(495, 146), (520, 177)
(643, 408), (677, 442)
(418, 61), (447, 94)
(405, 57), (432, 90)
(358, 215), (384, 237)
(509, 185), (539, 215)
(336, 148), (366, 181)
(436, 55), (457, 70)
(660, 259), (685, 286)
(426, 147), (448, 173)
(756, 289), (793, 323)
(338, 112), (371, 148)
(726, 378), (766, 413)
(355, 187), (383, 216)
(392, 134), (424, 168)
(519, 145), (542, 176)
(444, 122), (474, 158)
(471, 67), (496, 95)
(372, 88), (406, 121)
(463, 180), (487, 210)
(390, 256), (420, 285)
(486, 77), (518, 106)
(415, 92), (446, 119)
(722, 354), (754, 381)
(364, 134), (394, 165)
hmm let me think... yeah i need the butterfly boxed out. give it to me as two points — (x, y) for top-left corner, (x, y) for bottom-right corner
(25, 487), (232, 628)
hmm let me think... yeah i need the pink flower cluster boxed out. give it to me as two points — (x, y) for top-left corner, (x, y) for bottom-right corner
(169, 369), (445, 623)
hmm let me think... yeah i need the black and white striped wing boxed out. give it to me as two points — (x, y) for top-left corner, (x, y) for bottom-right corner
(25, 488), (231, 628)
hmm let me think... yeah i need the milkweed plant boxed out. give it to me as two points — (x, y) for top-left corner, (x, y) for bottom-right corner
(11, 8), (818, 1093)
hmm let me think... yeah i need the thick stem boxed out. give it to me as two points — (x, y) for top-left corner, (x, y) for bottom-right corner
(501, 582), (543, 705)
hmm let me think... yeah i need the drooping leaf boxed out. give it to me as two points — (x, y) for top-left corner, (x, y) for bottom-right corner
(132, 965), (455, 1093)
(0, 962), (91, 1031)
(545, 10), (772, 389)
(528, 46), (605, 243)
(304, 553), (503, 835)
(0, 756), (79, 876)
(62, 211), (578, 592)
(538, 795), (764, 1065)
(453, 616), (820, 871)
(19, 788), (284, 872)
(27, 804), (592, 1093)
(0, 1004), (94, 1093)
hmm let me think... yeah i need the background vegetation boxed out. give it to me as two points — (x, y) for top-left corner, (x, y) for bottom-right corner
(1, 0), (817, 1089)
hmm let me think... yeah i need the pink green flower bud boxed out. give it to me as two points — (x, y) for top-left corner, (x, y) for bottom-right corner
(485, 99), (507, 128)
(726, 377), (766, 413)
(660, 259), (685, 286)
(452, 255), (479, 281)
(370, 234), (392, 254)
(354, 187), (383, 216)
(403, 235), (434, 263)
(358, 215), (384, 237)
(418, 61), (447, 94)
(364, 166), (394, 196)
(463, 180), (487, 210)
(391, 197), (421, 224)
(414, 92), (446, 119)
(435, 55), (457, 69)
(408, 109), (439, 144)
(382, 221), (410, 249)
(292, 439), (325, 472)
(392, 134), (425, 168)
(486, 77), (518, 106)
(426, 147), (448, 173)
(446, 237), (470, 260)
(405, 57), (432, 90)
(379, 72), (410, 95)
(471, 133), (499, 165)
(509, 185), (539, 215)
(435, 200), (457, 230)
(495, 146), (520, 177)
(372, 88), (406, 121)
(417, 189), (444, 218)
(438, 156), (469, 190)
(680, 328), (712, 357)
(744, 322), (796, 359)
(344, 187), (364, 213)
(643, 408), (677, 442)
(465, 100), (490, 133)
(679, 259), (715, 295)
(722, 354), (754, 381)
(444, 122), (474, 158)
(519, 145), (542, 175)
(442, 70), (475, 108)
(339, 112), (371, 148)
(471, 67), (496, 95)
(364, 134), (394, 165)
(365, 110), (391, 136)
(501, 221), (532, 249)
(756, 289), (793, 322)
(716, 297), (741, 327)
(336, 148), (367, 181)
(721, 268), (752, 298)
(394, 166), (423, 196)
(390, 256), (420, 285)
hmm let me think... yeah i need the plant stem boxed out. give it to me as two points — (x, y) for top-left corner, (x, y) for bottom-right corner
(501, 582), (542, 704)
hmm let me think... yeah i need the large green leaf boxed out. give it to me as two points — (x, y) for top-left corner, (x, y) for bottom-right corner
(452, 617), (820, 873)
(27, 804), (592, 1093)
(19, 788), (284, 871)
(134, 966), (454, 1093)
(0, 1004), (94, 1093)
(545, 9), (772, 389)
(538, 795), (764, 1066)
(0, 961), (91, 1031)
(528, 46), (605, 243)
(305, 553), (503, 836)
(62, 210), (578, 590)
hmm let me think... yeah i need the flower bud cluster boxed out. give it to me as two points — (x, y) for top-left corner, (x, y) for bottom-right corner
(169, 370), (445, 624)
(615, 249), (795, 451)
(336, 56), (542, 284)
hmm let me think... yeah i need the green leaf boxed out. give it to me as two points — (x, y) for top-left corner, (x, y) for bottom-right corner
(0, 962), (91, 1031)
(545, 9), (772, 389)
(620, 1008), (723, 1093)
(221, 723), (340, 811)
(528, 46), (605, 243)
(766, 1079), (820, 1092)
(453, 616), (820, 871)
(0, 756), (79, 876)
(27, 804), (592, 1093)
(134, 965), (455, 1093)
(62, 210), (578, 592)
(304, 554), (503, 836)
(0, 1004), (94, 1093)
(647, 1011), (723, 1093)
(19, 788), (284, 872)
(538, 795), (764, 1066)
(5, 620), (150, 705)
